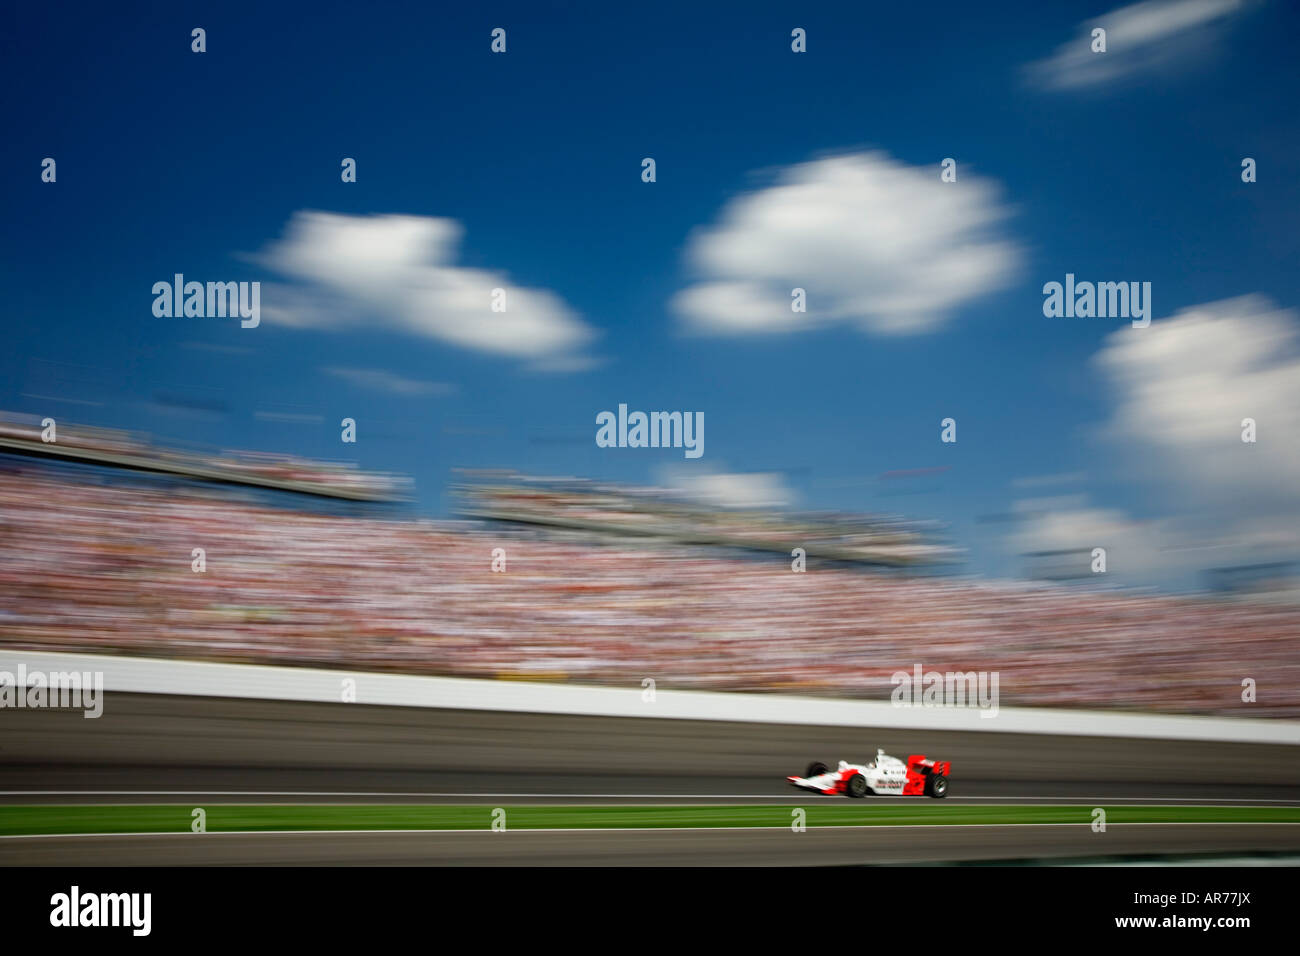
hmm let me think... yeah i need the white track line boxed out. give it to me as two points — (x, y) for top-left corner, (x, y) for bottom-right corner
(2, 791), (1299, 804)
(3, 822), (1300, 841)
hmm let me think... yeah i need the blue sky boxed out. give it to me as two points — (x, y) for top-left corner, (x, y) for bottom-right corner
(4, 1), (1299, 587)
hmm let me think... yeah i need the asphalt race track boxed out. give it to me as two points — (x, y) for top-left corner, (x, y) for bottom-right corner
(2, 693), (1298, 864)
(10, 825), (1300, 867)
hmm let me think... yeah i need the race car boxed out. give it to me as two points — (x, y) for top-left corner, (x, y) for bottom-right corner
(787, 749), (950, 798)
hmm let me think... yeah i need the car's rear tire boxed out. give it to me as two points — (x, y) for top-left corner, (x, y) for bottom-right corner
(845, 773), (868, 798)
(926, 774), (949, 798)
(805, 761), (829, 778)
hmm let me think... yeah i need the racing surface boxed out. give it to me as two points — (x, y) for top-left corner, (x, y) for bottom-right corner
(2, 692), (1299, 864)
(10, 826), (1300, 867)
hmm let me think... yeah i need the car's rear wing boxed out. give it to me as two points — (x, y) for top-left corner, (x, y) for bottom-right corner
(907, 754), (951, 776)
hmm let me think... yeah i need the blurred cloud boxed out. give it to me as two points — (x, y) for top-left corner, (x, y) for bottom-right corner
(1013, 495), (1091, 514)
(19, 394), (104, 407)
(658, 466), (796, 510)
(1011, 472), (1088, 489)
(1025, 0), (1247, 91)
(1008, 296), (1300, 582)
(254, 211), (598, 370)
(672, 152), (1020, 336)
(253, 410), (324, 424)
(1010, 503), (1167, 577)
(321, 366), (456, 396)
(1095, 295), (1300, 506)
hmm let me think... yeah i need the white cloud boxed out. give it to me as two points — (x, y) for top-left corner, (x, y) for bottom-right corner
(658, 466), (796, 510)
(672, 152), (1020, 337)
(1025, 0), (1247, 91)
(321, 366), (456, 397)
(1013, 494), (1091, 514)
(255, 211), (597, 370)
(1010, 472), (1088, 489)
(1094, 295), (1300, 507)
(1008, 296), (1300, 583)
(1009, 503), (1170, 578)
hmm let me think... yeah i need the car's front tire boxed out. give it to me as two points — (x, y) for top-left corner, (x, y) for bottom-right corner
(926, 774), (949, 798)
(845, 773), (869, 798)
(805, 761), (829, 778)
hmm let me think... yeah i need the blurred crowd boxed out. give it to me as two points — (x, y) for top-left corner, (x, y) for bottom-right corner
(2, 467), (1298, 717)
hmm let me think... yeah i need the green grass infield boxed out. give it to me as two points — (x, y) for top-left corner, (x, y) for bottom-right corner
(2, 803), (1298, 836)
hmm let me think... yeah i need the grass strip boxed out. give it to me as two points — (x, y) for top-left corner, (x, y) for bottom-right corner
(2, 803), (1299, 836)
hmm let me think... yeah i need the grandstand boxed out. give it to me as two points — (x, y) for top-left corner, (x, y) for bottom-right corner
(452, 472), (959, 567)
(2, 460), (1297, 718)
(0, 412), (407, 502)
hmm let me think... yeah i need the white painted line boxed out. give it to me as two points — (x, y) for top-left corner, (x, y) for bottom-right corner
(2, 791), (1300, 805)
(3, 648), (1296, 744)
(3, 822), (1299, 841)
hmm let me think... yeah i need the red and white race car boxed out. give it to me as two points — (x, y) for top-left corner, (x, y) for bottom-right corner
(787, 749), (950, 798)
